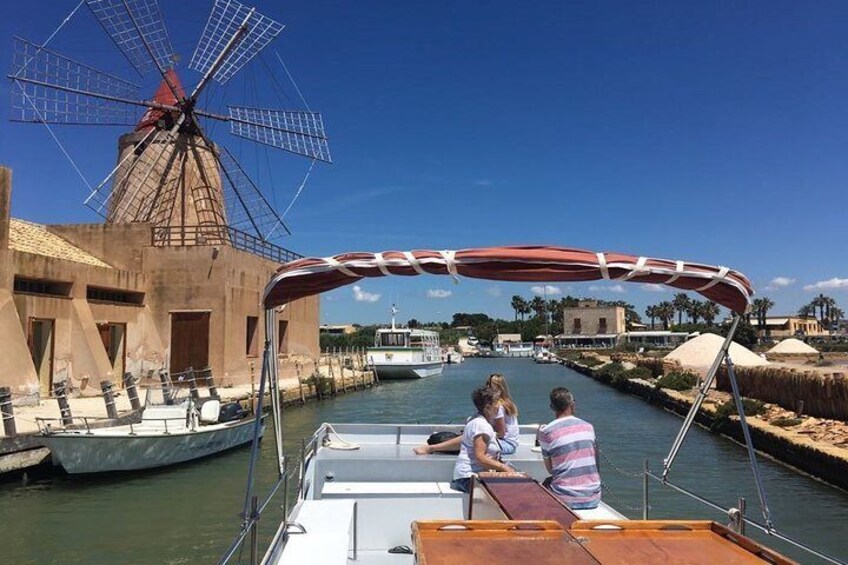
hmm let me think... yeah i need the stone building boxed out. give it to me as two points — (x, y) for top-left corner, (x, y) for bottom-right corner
(556, 300), (627, 348)
(749, 316), (828, 339)
(0, 166), (318, 403)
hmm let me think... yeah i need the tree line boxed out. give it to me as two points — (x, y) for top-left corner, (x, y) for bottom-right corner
(644, 292), (843, 333)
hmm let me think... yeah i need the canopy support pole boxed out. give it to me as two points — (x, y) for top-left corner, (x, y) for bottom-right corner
(266, 306), (285, 475)
(242, 317), (271, 523)
(663, 315), (740, 480)
(725, 354), (774, 531)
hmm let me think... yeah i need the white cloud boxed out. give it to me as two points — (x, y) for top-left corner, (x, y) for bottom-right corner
(426, 289), (452, 299)
(352, 285), (381, 302)
(804, 278), (848, 291)
(764, 276), (796, 291)
(474, 179), (494, 186)
(485, 286), (503, 297)
(589, 284), (626, 294)
(641, 283), (666, 293)
(531, 285), (562, 296)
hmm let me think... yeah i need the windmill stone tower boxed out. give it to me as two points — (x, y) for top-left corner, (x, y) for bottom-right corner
(111, 69), (228, 246)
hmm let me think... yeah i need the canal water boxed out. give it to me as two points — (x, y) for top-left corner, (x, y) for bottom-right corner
(1, 358), (846, 564)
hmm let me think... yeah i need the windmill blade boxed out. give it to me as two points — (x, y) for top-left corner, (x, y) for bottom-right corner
(86, 0), (176, 77)
(190, 0), (284, 86)
(227, 106), (331, 163)
(9, 37), (143, 125)
(216, 144), (291, 242)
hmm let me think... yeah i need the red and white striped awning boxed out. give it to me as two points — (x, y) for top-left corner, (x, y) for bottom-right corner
(263, 245), (754, 314)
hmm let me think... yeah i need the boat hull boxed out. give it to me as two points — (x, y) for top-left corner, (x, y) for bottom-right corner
(42, 417), (262, 474)
(371, 362), (443, 379)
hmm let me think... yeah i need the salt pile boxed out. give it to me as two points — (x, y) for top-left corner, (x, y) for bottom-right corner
(665, 333), (769, 369)
(768, 338), (818, 354)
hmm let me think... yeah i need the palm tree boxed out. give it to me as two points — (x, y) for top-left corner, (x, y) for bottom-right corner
(820, 295), (837, 326)
(657, 301), (675, 330)
(798, 303), (816, 318)
(751, 297), (775, 339)
(701, 301), (720, 326)
(510, 295), (523, 321)
(519, 301), (532, 322)
(530, 296), (546, 320)
(687, 299), (703, 324)
(830, 306), (845, 331)
(645, 305), (658, 329)
(811, 294), (827, 322)
(672, 293), (691, 326)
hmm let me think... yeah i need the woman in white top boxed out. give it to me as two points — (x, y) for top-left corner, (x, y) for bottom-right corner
(487, 373), (520, 455)
(449, 386), (512, 492)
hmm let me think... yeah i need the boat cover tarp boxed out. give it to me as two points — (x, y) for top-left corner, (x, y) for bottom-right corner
(263, 245), (753, 314)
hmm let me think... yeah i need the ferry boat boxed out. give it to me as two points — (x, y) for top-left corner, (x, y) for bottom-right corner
(367, 306), (443, 379)
(218, 245), (841, 565)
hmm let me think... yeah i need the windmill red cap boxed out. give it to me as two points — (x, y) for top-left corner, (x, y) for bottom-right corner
(136, 68), (186, 131)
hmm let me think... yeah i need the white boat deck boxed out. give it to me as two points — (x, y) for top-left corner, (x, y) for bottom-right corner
(266, 423), (623, 564)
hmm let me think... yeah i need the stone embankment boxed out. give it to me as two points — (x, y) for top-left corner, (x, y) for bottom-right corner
(561, 354), (848, 491)
(0, 353), (377, 479)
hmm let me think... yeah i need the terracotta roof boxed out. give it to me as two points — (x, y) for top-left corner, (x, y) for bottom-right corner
(8, 219), (112, 268)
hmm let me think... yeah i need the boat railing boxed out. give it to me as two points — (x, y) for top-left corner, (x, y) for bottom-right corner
(218, 458), (293, 565)
(36, 415), (194, 435)
(631, 459), (846, 565)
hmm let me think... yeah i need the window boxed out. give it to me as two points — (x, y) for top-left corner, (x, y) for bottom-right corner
(246, 316), (259, 357)
(87, 286), (144, 305)
(380, 332), (408, 347)
(14, 276), (71, 298)
(573, 318), (582, 333)
(599, 317), (607, 333)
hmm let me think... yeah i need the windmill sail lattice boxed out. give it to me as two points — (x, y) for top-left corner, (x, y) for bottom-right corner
(8, 0), (329, 264)
(228, 106), (331, 162)
(86, 0), (176, 77)
(10, 37), (141, 125)
(190, 0), (285, 85)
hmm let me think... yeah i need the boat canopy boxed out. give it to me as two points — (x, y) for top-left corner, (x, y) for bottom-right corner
(263, 245), (754, 314)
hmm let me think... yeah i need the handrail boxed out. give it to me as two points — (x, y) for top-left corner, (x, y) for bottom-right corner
(645, 470), (846, 565)
(150, 224), (303, 264)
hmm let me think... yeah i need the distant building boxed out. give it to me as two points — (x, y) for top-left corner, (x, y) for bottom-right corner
(749, 316), (828, 339)
(624, 331), (689, 349)
(494, 333), (522, 344)
(556, 300), (626, 348)
(320, 324), (357, 335)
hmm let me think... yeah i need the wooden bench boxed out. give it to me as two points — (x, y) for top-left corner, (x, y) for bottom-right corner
(473, 475), (581, 529)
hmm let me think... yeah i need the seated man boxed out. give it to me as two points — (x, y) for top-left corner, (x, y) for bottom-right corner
(537, 387), (601, 510)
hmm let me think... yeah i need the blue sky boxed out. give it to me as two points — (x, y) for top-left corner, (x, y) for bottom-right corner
(1, 1), (846, 325)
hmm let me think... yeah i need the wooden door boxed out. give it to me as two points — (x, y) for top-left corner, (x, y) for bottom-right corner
(170, 312), (210, 374)
(28, 318), (55, 396)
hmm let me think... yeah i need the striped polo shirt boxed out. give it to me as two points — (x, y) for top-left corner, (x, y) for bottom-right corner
(539, 415), (601, 509)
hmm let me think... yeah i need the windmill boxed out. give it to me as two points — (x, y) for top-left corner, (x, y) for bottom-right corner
(8, 0), (330, 261)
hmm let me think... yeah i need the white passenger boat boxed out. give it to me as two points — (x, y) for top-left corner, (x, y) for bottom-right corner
(534, 349), (557, 364)
(367, 307), (443, 379)
(38, 389), (261, 474)
(217, 245), (837, 565)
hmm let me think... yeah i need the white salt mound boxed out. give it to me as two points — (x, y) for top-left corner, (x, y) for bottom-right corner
(665, 333), (769, 369)
(768, 338), (818, 354)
